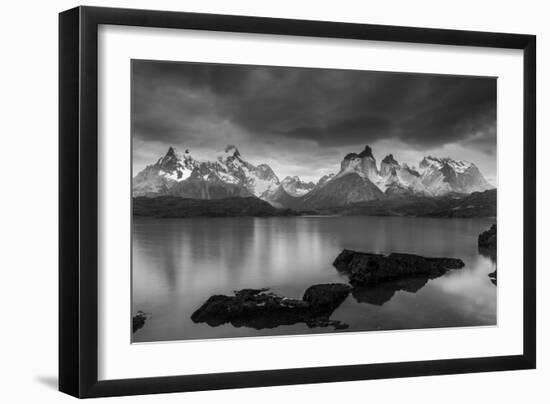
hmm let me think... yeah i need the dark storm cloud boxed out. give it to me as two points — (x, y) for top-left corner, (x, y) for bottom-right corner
(132, 60), (496, 181)
(132, 60), (495, 150)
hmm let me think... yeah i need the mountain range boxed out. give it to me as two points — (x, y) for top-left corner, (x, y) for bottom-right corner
(132, 145), (494, 211)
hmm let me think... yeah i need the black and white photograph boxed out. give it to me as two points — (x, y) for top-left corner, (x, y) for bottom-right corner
(131, 60), (498, 343)
(0, 0), (544, 401)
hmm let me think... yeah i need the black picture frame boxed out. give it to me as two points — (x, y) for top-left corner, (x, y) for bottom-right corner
(59, 5), (536, 398)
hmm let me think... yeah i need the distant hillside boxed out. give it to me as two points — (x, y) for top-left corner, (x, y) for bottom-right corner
(133, 196), (297, 218)
(318, 189), (496, 218)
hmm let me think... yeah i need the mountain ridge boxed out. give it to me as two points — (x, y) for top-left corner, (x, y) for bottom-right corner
(133, 145), (494, 211)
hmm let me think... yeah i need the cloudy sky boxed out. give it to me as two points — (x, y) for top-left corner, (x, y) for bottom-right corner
(132, 60), (497, 184)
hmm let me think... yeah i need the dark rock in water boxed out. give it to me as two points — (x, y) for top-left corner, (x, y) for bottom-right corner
(479, 226), (497, 285)
(478, 224), (497, 250)
(351, 276), (431, 306)
(488, 269), (497, 286)
(352, 286), (397, 306)
(302, 284), (352, 313)
(191, 284), (351, 330)
(132, 311), (147, 333)
(479, 247), (497, 263)
(479, 225), (497, 285)
(333, 249), (464, 286)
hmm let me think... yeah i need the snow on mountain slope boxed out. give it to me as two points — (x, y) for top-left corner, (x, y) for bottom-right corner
(336, 145), (380, 181)
(315, 173), (335, 189)
(419, 156), (493, 195)
(132, 147), (200, 196)
(133, 146), (280, 202)
(325, 145), (493, 199)
(157, 147), (198, 181)
(212, 145), (280, 197)
(378, 155), (430, 195)
(281, 176), (315, 196)
(133, 144), (494, 209)
(379, 154), (399, 177)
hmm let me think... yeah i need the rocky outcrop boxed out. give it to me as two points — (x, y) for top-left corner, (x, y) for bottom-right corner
(132, 311), (147, 333)
(191, 284), (351, 330)
(333, 249), (464, 286)
(380, 154), (400, 177)
(478, 224), (497, 250)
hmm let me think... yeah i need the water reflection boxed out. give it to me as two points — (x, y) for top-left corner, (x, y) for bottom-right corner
(478, 246), (497, 285)
(351, 276), (432, 306)
(132, 216), (497, 342)
(478, 247), (497, 263)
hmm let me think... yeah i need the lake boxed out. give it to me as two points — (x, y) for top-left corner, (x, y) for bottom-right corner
(132, 216), (497, 342)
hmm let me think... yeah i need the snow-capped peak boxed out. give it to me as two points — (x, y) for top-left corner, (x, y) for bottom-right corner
(380, 154), (401, 178)
(281, 176), (300, 185)
(382, 154), (399, 165)
(338, 145), (379, 180)
(417, 155), (491, 194)
(217, 144), (241, 159)
(155, 147), (198, 182)
(444, 158), (473, 174)
(133, 144), (494, 203)
(281, 176), (315, 197)
(419, 156), (473, 174)
(357, 145), (374, 159)
(419, 156), (443, 170)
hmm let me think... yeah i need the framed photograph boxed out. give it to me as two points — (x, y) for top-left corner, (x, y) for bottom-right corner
(59, 6), (536, 398)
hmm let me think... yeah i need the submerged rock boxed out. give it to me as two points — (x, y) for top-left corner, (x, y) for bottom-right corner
(132, 311), (147, 333)
(333, 249), (464, 286)
(191, 284), (351, 330)
(478, 224), (497, 250)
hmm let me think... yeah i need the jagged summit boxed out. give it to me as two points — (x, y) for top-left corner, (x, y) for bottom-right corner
(344, 145), (374, 160)
(224, 144), (241, 157)
(357, 145), (374, 159)
(133, 144), (494, 209)
(133, 145), (279, 200)
(157, 146), (176, 164)
(420, 156), (472, 172)
(382, 154), (398, 165)
(380, 153), (400, 178)
(333, 145), (493, 197)
(158, 146), (192, 163)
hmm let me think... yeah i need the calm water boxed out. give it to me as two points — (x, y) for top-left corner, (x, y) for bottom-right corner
(132, 216), (497, 342)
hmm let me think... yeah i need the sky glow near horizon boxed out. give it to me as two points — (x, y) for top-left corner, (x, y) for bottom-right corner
(132, 60), (497, 184)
